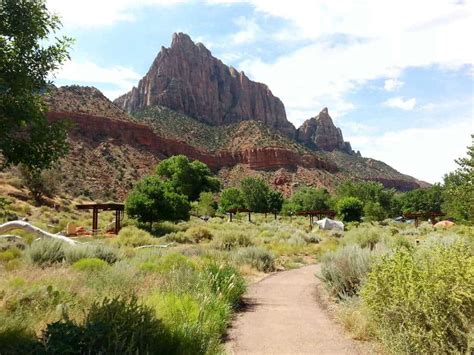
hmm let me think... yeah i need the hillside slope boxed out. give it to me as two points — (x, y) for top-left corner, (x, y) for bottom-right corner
(39, 86), (426, 200)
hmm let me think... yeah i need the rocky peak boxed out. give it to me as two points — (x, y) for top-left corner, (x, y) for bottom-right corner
(114, 32), (296, 138)
(297, 108), (355, 154)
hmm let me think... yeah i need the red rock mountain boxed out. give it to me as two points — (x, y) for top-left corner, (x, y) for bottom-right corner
(44, 85), (427, 200)
(114, 33), (296, 138)
(297, 107), (357, 154)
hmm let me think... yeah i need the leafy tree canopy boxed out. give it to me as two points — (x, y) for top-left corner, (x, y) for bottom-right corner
(267, 189), (284, 214)
(156, 155), (220, 201)
(0, 0), (73, 170)
(286, 187), (330, 213)
(125, 176), (190, 226)
(240, 177), (270, 213)
(443, 135), (474, 222)
(219, 187), (245, 212)
(337, 197), (364, 222)
(399, 185), (443, 214)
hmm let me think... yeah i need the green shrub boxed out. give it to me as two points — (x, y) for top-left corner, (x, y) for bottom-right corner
(201, 263), (246, 307)
(212, 232), (254, 250)
(117, 226), (157, 247)
(164, 231), (193, 244)
(147, 292), (229, 354)
(64, 244), (120, 264)
(319, 245), (373, 298)
(42, 296), (175, 354)
(27, 239), (66, 266)
(361, 242), (474, 354)
(185, 226), (213, 242)
(233, 247), (275, 272)
(72, 258), (108, 272)
(0, 247), (21, 262)
(344, 227), (381, 250)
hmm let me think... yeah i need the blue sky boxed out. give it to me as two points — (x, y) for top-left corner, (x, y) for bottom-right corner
(49, 0), (473, 184)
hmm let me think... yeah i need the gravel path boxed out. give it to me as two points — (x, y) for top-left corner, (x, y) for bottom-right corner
(225, 264), (363, 355)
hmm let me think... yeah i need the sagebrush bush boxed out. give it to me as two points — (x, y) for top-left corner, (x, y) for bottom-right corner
(64, 244), (120, 264)
(185, 226), (213, 242)
(344, 226), (381, 250)
(361, 242), (474, 354)
(319, 244), (373, 298)
(72, 258), (108, 272)
(212, 232), (254, 250)
(232, 247), (275, 272)
(27, 239), (66, 266)
(116, 226), (157, 247)
(164, 231), (193, 244)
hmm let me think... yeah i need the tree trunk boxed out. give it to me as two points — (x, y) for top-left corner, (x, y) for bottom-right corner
(0, 221), (77, 245)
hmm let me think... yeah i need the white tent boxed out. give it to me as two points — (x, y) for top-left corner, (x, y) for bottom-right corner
(315, 217), (344, 231)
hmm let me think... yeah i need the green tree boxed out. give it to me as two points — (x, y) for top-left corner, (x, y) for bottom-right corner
(155, 155), (220, 201)
(399, 185), (443, 214)
(192, 191), (217, 217)
(219, 187), (245, 212)
(0, 0), (72, 170)
(443, 135), (474, 222)
(287, 187), (330, 213)
(267, 189), (284, 218)
(337, 197), (364, 222)
(336, 181), (395, 219)
(240, 177), (270, 213)
(125, 176), (190, 228)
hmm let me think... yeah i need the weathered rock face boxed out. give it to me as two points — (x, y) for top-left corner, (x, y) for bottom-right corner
(297, 108), (355, 154)
(47, 112), (335, 172)
(114, 33), (296, 138)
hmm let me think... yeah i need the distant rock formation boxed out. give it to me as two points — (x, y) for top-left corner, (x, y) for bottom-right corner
(297, 108), (356, 154)
(114, 33), (296, 138)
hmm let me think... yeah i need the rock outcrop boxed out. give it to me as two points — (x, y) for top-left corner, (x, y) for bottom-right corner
(47, 111), (335, 172)
(297, 108), (355, 154)
(114, 33), (296, 138)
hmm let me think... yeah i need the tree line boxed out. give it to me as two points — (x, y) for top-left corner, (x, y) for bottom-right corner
(125, 136), (474, 227)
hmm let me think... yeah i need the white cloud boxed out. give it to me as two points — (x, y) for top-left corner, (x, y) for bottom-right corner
(54, 60), (141, 99)
(231, 17), (261, 45)
(383, 97), (417, 110)
(225, 0), (473, 123)
(348, 117), (473, 183)
(384, 78), (404, 91)
(47, 0), (186, 27)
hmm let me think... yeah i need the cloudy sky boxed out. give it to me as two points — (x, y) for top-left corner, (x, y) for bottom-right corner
(49, 0), (473, 184)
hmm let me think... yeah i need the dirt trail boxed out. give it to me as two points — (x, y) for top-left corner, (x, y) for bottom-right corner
(225, 264), (364, 355)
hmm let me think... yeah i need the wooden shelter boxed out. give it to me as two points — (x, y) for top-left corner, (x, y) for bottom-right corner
(76, 203), (125, 234)
(296, 210), (337, 228)
(226, 208), (252, 222)
(403, 212), (445, 228)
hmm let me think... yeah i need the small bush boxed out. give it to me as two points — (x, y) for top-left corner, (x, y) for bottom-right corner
(319, 245), (373, 298)
(165, 231), (193, 244)
(72, 258), (108, 272)
(27, 239), (66, 266)
(185, 226), (213, 242)
(212, 232), (254, 250)
(344, 227), (381, 250)
(63, 244), (120, 265)
(117, 226), (157, 247)
(42, 296), (175, 354)
(232, 247), (275, 272)
(0, 247), (21, 262)
(361, 242), (474, 354)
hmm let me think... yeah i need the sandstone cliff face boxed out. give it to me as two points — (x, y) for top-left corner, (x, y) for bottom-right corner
(47, 112), (335, 172)
(297, 108), (355, 154)
(114, 33), (296, 138)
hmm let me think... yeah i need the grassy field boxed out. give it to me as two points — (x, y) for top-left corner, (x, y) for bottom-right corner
(0, 199), (473, 354)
